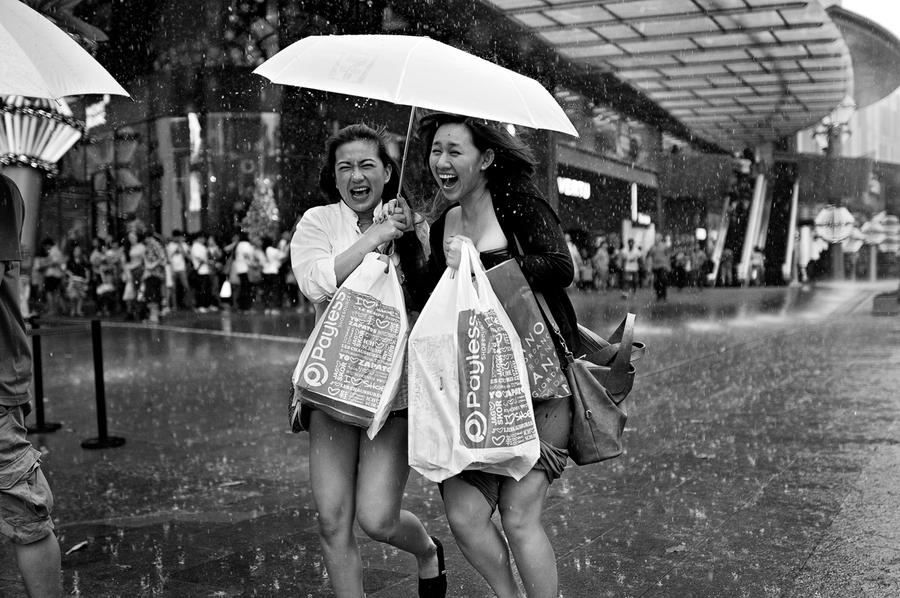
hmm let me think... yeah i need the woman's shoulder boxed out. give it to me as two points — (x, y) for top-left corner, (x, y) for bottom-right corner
(495, 190), (559, 224)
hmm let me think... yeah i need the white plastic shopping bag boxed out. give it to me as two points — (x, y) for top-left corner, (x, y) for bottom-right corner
(408, 239), (538, 482)
(291, 253), (408, 438)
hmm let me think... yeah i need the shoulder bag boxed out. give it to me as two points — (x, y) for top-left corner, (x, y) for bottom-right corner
(535, 293), (640, 466)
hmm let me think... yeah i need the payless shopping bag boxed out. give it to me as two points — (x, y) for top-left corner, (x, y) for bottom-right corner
(409, 239), (539, 483)
(486, 259), (570, 401)
(290, 253), (408, 439)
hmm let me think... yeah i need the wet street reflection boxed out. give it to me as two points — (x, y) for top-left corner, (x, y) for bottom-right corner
(0, 282), (897, 597)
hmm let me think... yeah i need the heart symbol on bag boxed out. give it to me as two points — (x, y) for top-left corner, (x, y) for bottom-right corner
(491, 435), (506, 446)
(374, 318), (392, 329)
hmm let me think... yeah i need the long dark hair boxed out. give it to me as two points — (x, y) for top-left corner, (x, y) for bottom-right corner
(416, 112), (542, 201)
(318, 123), (404, 202)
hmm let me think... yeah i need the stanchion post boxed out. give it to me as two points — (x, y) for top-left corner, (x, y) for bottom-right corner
(26, 318), (62, 434)
(81, 320), (125, 449)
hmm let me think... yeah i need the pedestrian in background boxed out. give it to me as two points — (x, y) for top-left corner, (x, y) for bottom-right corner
(621, 237), (641, 297)
(122, 230), (145, 321)
(261, 236), (286, 314)
(0, 174), (62, 597)
(190, 232), (214, 312)
(291, 123), (444, 598)
(648, 234), (671, 300)
(39, 237), (64, 316)
(591, 238), (609, 291)
(64, 243), (89, 317)
(166, 229), (194, 311)
(142, 231), (167, 323)
(230, 232), (255, 313)
(413, 112), (580, 598)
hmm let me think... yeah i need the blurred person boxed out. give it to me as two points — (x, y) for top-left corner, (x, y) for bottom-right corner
(94, 242), (119, 317)
(39, 238), (64, 316)
(291, 123), (444, 598)
(261, 236), (286, 314)
(578, 247), (594, 289)
(591, 239), (609, 291)
(29, 244), (46, 317)
(206, 234), (224, 311)
(610, 242), (624, 290)
(621, 238), (641, 297)
(0, 174), (62, 597)
(673, 248), (688, 290)
(719, 247), (735, 286)
(750, 246), (765, 286)
(692, 243), (709, 289)
(166, 229), (194, 310)
(190, 232), (214, 312)
(648, 234), (671, 301)
(88, 236), (106, 303)
(230, 232), (255, 313)
(142, 231), (167, 323)
(64, 244), (89, 317)
(122, 231), (145, 321)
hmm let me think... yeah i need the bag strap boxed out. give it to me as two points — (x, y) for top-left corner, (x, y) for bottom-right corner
(533, 290), (575, 364)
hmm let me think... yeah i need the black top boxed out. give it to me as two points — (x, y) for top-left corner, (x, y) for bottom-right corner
(409, 192), (581, 357)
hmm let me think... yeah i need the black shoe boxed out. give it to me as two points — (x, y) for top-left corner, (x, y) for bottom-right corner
(418, 536), (447, 598)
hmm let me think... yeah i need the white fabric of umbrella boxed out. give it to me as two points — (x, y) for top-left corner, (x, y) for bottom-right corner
(254, 34), (578, 188)
(0, 0), (128, 100)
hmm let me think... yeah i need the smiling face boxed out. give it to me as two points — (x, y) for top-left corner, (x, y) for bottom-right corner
(333, 139), (391, 217)
(429, 123), (493, 203)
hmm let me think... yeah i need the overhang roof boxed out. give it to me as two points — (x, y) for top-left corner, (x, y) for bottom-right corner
(827, 5), (900, 110)
(481, 0), (856, 152)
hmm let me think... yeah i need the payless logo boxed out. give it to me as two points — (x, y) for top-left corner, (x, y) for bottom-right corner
(302, 294), (345, 387)
(458, 311), (490, 447)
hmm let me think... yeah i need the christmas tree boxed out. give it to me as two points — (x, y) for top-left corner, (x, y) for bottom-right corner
(241, 179), (280, 242)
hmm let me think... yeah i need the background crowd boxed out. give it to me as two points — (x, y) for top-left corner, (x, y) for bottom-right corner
(563, 232), (764, 298)
(25, 227), (310, 323)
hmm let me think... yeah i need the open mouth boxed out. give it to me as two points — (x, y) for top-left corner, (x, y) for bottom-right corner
(437, 173), (458, 190)
(349, 185), (371, 200)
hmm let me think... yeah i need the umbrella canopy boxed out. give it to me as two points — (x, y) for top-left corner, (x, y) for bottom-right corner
(0, 0), (128, 99)
(253, 34), (577, 137)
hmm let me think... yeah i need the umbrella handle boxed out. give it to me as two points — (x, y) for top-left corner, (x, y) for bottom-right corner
(397, 106), (416, 195)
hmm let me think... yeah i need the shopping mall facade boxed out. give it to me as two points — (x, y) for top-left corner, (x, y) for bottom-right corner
(4, 0), (900, 282)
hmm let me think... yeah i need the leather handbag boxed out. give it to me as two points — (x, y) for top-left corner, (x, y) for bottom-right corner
(535, 294), (640, 466)
(577, 317), (644, 405)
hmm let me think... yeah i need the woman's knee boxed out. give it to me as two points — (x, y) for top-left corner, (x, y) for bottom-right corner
(316, 503), (354, 542)
(356, 507), (398, 543)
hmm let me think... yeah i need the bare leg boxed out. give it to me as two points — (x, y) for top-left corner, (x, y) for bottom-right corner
(14, 532), (61, 598)
(308, 410), (364, 598)
(355, 416), (439, 578)
(499, 471), (556, 598)
(442, 477), (520, 598)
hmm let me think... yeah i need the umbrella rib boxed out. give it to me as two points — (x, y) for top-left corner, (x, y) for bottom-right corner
(507, 73), (540, 130)
(393, 37), (428, 105)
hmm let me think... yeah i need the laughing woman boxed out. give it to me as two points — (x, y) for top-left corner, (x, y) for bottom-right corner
(291, 124), (446, 598)
(411, 113), (581, 598)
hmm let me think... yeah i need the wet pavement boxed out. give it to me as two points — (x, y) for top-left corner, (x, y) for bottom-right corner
(1, 280), (898, 597)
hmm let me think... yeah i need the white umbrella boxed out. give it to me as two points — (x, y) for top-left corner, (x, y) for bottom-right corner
(0, 0), (129, 99)
(254, 34), (578, 187)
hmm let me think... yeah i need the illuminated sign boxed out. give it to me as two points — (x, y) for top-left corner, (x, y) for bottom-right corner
(557, 176), (591, 199)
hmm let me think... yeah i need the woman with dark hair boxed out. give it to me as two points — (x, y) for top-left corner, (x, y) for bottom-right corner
(290, 123), (445, 598)
(411, 112), (580, 598)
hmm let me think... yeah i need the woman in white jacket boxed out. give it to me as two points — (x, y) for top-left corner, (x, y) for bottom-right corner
(290, 124), (445, 598)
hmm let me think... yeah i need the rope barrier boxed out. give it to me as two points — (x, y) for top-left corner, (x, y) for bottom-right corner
(25, 318), (125, 449)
